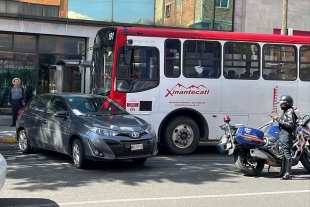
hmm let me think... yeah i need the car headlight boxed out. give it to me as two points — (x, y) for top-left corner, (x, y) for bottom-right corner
(85, 124), (119, 136)
(145, 125), (156, 135)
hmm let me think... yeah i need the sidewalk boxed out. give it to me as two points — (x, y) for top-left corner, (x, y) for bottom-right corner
(0, 126), (17, 144)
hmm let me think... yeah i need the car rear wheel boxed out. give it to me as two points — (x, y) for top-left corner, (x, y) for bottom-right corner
(72, 139), (87, 169)
(18, 129), (32, 154)
(132, 157), (147, 165)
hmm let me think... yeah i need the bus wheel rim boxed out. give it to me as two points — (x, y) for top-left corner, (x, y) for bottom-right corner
(172, 124), (194, 149)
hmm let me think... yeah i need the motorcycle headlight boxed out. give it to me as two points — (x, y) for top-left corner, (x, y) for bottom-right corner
(85, 124), (119, 136)
(145, 125), (156, 135)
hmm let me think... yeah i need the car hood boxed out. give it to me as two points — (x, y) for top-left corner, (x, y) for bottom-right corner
(82, 114), (148, 132)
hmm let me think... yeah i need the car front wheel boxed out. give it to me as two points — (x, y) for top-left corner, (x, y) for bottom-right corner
(72, 139), (88, 169)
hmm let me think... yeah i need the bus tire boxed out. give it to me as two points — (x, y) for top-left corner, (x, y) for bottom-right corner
(163, 116), (199, 155)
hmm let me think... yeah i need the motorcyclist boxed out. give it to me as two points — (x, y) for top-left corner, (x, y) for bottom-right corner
(272, 95), (297, 180)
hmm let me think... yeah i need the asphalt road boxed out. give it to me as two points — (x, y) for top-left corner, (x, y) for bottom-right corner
(0, 144), (309, 207)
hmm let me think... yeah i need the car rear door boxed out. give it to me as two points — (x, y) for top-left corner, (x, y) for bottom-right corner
(25, 95), (51, 148)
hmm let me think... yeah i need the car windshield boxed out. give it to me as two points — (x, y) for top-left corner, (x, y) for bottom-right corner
(65, 96), (128, 116)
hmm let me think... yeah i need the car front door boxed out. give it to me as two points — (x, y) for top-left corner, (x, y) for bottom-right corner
(42, 96), (71, 153)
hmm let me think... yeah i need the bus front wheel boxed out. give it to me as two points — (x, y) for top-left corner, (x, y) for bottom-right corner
(163, 116), (199, 155)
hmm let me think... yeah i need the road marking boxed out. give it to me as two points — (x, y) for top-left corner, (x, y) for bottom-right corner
(0, 137), (17, 143)
(3, 190), (310, 207)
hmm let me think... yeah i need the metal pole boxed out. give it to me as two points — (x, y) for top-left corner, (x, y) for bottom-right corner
(281, 0), (288, 35)
(112, 0), (114, 22)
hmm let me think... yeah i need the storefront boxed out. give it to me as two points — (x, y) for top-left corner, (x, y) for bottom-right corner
(0, 32), (86, 111)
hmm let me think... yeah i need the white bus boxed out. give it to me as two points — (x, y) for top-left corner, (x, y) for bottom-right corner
(88, 26), (310, 155)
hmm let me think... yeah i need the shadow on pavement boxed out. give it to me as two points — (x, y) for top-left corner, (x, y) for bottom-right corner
(4, 143), (309, 192)
(0, 198), (59, 207)
(4, 144), (240, 192)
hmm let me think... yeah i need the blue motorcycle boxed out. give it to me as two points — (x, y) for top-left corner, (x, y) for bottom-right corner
(217, 113), (310, 176)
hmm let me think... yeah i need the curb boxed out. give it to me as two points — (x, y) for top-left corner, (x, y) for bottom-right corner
(0, 137), (18, 144)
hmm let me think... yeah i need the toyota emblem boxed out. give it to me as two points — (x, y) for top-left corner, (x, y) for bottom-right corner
(131, 132), (140, 138)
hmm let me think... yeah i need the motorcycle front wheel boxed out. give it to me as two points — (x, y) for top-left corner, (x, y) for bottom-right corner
(234, 149), (265, 176)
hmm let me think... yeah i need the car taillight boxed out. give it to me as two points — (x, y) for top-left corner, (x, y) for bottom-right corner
(18, 109), (24, 117)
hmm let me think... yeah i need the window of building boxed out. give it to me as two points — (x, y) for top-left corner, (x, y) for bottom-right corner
(0, 34), (12, 50)
(0, 1), (59, 17)
(14, 35), (36, 51)
(216, 0), (229, 8)
(0, 1), (6, 13)
(116, 47), (159, 93)
(165, 39), (181, 78)
(6, 0), (19, 14)
(39, 36), (86, 54)
(183, 40), (221, 78)
(165, 4), (171, 18)
(263, 44), (297, 81)
(300, 45), (310, 81)
(224, 42), (260, 80)
(21, 3), (59, 17)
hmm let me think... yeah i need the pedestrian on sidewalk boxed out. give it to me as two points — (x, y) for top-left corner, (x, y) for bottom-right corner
(7, 78), (26, 127)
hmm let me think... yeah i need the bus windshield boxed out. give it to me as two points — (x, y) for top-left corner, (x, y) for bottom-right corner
(93, 46), (114, 95)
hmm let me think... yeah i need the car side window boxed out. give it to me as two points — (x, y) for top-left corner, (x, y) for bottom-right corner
(47, 97), (67, 114)
(29, 96), (50, 112)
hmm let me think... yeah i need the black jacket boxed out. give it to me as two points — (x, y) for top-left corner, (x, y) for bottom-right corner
(276, 107), (297, 134)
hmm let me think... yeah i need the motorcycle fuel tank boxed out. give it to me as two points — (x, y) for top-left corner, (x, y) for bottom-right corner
(235, 126), (264, 146)
(264, 125), (280, 141)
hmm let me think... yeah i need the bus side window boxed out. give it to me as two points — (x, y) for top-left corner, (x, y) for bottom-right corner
(263, 44), (297, 81)
(300, 45), (310, 81)
(183, 40), (221, 79)
(224, 42), (260, 80)
(164, 39), (181, 78)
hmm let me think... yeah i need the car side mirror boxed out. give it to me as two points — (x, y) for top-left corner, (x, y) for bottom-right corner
(54, 111), (68, 118)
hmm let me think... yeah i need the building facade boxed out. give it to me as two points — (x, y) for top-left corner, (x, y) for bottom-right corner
(234, 0), (310, 34)
(0, 0), (101, 116)
(0, 0), (68, 18)
(155, 0), (234, 31)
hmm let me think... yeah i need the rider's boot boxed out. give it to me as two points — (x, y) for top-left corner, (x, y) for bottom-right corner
(280, 158), (292, 180)
(275, 158), (286, 177)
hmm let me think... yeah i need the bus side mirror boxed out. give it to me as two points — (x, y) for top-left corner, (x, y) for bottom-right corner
(125, 50), (132, 65)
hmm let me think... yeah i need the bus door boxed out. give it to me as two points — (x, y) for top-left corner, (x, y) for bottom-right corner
(48, 59), (92, 93)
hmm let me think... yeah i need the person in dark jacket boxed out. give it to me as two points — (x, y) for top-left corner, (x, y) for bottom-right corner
(8, 78), (26, 127)
(272, 95), (296, 180)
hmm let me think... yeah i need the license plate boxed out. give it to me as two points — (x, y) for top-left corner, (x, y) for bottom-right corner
(131, 143), (143, 151)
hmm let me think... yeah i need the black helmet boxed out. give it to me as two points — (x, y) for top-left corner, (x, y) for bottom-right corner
(278, 95), (294, 108)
